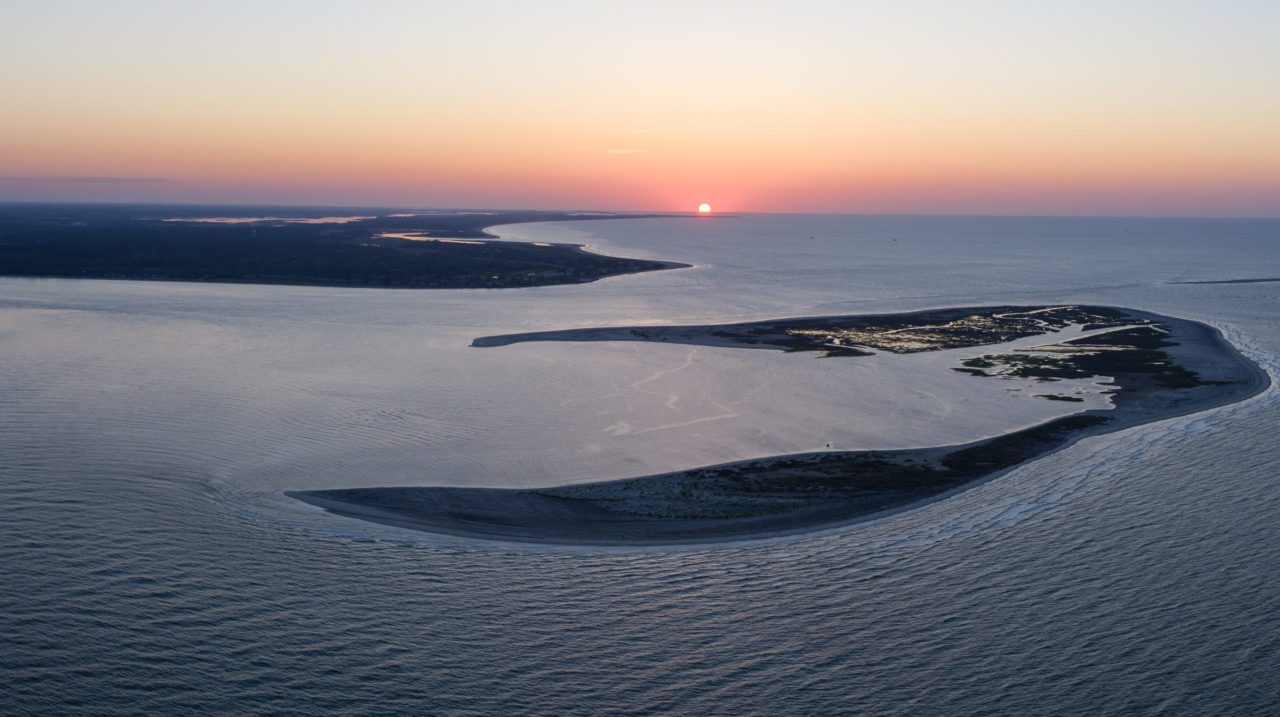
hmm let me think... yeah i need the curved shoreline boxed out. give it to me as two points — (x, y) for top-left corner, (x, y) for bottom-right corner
(288, 307), (1271, 546)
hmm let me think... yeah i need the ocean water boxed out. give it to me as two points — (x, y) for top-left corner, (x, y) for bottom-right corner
(3, 214), (1279, 715)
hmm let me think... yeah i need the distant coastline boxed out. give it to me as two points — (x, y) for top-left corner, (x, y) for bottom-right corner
(289, 305), (1270, 546)
(0, 204), (691, 290)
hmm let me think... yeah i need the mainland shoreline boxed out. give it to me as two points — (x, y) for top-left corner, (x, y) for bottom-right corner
(0, 205), (692, 290)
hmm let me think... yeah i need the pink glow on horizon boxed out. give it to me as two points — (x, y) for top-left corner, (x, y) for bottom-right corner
(2, 2), (1278, 217)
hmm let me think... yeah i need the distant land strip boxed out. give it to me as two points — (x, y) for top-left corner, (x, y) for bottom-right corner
(0, 204), (691, 289)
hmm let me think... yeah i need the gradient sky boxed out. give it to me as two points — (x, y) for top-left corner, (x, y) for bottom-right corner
(2, 0), (1278, 216)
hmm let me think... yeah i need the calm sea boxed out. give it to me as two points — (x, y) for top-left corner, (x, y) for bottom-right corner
(3, 214), (1279, 715)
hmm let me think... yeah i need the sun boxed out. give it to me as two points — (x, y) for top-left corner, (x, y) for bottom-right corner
(697, 203), (712, 214)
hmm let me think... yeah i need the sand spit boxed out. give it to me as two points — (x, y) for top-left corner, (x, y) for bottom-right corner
(289, 307), (1269, 546)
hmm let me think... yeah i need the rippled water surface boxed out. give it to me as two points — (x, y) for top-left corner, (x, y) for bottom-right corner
(3, 214), (1279, 715)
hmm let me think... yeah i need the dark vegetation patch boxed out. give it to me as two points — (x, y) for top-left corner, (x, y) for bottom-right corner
(958, 325), (1221, 389)
(940, 415), (1108, 474)
(547, 415), (1112, 519)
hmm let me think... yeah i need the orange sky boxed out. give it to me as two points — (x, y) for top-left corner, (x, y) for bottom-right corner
(2, 1), (1278, 216)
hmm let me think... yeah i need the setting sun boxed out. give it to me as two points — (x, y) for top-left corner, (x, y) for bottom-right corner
(698, 203), (712, 214)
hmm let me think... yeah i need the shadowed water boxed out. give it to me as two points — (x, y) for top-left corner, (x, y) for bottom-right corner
(3, 214), (1279, 715)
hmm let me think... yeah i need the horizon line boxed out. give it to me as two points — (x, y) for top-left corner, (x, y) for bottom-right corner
(0, 198), (1276, 222)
